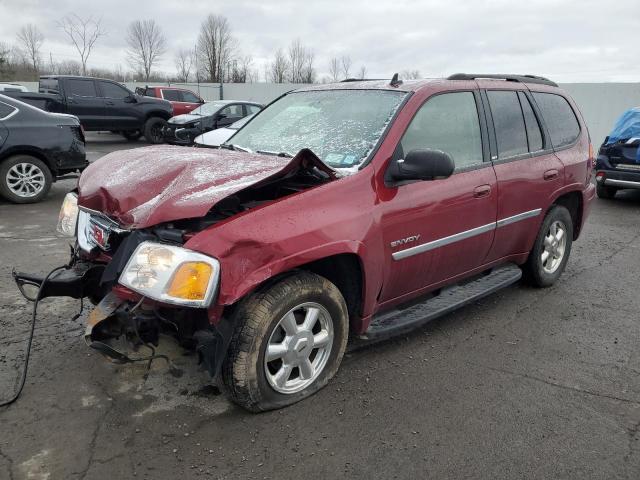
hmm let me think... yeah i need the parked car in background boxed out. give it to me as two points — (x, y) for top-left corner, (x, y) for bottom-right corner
(595, 107), (640, 199)
(16, 73), (595, 411)
(137, 86), (205, 116)
(193, 113), (256, 148)
(0, 83), (29, 92)
(4, 76), (173, 144)
(164, 100), (262, 145)
(0, 94), (87, 203)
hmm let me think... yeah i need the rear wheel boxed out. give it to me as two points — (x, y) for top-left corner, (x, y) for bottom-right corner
(143, 117), (167, 144)
(0, 155), (52, 204)
(524, 205), (573, 287)
(596, 184), (618, 199)
(122, 130), (142, 142)
(222, 272), (349, 412)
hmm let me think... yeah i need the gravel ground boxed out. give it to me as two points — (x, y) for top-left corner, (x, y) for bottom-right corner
(1, 133), (639, 479)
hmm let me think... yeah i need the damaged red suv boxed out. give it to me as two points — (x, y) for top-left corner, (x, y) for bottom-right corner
(15, 74), (595, 411)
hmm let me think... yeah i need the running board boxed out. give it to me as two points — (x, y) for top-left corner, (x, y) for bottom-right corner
(356, 263), (522, 345)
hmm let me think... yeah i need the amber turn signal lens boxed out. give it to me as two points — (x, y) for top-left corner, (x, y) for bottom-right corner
(167, 262), (213, 300)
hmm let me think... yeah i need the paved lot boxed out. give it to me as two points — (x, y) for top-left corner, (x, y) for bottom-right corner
(1, 135), (640, 479)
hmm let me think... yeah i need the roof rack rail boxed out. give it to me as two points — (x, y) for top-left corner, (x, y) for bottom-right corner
(447, 73), (558, 87)
(340, 78), (384, 82)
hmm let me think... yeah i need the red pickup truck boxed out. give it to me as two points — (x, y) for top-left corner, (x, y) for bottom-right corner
(140, 86), (204, 116)
(16, 74), (595, 411)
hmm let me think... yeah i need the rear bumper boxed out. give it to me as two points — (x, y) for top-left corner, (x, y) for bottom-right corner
(595, 156), (640, 189)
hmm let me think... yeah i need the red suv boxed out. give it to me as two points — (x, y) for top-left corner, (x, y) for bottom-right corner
(16, 74), (595, 411)
(141, 86), (204, 115)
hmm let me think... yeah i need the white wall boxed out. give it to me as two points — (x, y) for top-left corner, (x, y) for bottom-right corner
(13, 80), (640, 144)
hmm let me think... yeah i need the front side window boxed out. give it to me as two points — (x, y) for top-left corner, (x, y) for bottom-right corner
(247, 104), (262, 114)
(99, 81), (129, 99)
(181, 90), (201, 103)
(191, 101), (230, 116)
(487, 90), (528, 158)
(219, 104), (244, 117)
(532, 92), (580, 148)
(399, 91), (483, 170)
(227, 89), (407, 168)
(65, 79), (97, 97)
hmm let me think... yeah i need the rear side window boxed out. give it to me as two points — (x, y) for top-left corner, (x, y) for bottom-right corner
(65, 79), (97, 97)
(162, 89), (182, 101)
(39, 78), (59, 94)
(0, 101), (17, 119)
(487, 90), (528, 158)
(518, 92), (543, 152)
(399, 91), (483, 170)
(99, 81), (129, 99)
(532, 92), (580, 148)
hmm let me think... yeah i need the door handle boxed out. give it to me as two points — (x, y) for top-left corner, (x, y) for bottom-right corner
(473, 184), (491, 198)
(544, 169), (559, 180)
(105, 100), (115, 106)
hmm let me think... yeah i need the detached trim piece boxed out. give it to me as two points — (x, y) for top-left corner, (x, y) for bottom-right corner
(392, 208), (542, 261)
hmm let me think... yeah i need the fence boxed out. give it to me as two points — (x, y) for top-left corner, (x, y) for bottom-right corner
(10, 80), (640, 145)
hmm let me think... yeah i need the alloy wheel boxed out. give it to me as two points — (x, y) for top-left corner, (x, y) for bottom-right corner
(541, 220), (567, 274)
(264, 302), (334, 394)
(6, 162), (45, 198)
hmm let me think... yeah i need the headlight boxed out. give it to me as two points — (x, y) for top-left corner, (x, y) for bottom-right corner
(57, 192), (79, 236)
(119, 242), (220, 307)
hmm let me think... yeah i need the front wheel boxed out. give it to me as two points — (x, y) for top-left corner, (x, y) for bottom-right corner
(143, 117), (167, 144)
(122, 130), (142, 142)
(524, 205), (573, 287)
(222, 272), (349, 412)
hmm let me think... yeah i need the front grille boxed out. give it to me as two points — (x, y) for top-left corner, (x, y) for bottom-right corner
(77, 210), (128, 253)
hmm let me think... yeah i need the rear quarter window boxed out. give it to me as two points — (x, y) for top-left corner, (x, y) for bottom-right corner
(532, 92), (581, 148)
(0, 101), (17, 119)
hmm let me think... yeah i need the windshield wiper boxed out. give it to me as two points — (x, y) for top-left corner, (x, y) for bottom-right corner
(221, 143), (252, 153)
(256, 150), (293, 158)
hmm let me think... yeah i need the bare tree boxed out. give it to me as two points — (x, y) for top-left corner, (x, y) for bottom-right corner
(0, 42), (13, 80)
(328, 57), (340, 82)
(58, 14), (106, 76)
(401, 69), (421, 80)
(125, 20), (167, 82)
(17, 24), (44, 72)
(341, 55), (351, 79)
(197, 14), (235, 83)
(358, 65), (367, 79)
(287, 39), (314, 84)
(174, 48), (193, 83)
(269, 48), (289, 83)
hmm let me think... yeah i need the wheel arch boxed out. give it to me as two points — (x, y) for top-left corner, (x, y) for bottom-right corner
(550, 190), (583, 240)
(145, 110), (171, 122)
(0, 148), (55, 175)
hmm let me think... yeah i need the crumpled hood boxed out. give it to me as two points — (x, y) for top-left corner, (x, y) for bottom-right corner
(169, 114), (202, 125)
(78, 145), (335, 229)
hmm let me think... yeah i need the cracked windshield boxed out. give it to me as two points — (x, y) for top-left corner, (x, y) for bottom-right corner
(226, 89), (407, 168)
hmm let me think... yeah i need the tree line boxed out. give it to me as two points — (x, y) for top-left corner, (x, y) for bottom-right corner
(0, 13), (420, 84)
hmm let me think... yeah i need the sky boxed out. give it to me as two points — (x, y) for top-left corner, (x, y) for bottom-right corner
(0, 0), (639, 82)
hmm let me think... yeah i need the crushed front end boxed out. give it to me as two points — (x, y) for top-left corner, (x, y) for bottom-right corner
(13, 192), (232, 377)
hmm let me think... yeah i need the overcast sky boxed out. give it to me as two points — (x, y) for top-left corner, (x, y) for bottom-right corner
(0, 0), (638, 82)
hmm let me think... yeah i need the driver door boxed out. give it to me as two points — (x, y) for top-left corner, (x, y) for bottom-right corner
(379, 91), (498, 304)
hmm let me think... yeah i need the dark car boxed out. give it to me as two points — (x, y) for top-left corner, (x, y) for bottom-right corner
(164, 100), (262, 145)
(0, 94), (87, 203)
(5, 76), (173, 144)
(137, 86), (204, 116)
(595, 107), (640, 199)
(16, 73), (595, 411)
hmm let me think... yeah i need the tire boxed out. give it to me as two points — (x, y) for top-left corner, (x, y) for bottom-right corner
(596, 184), (617, 199)
(122, 130), (142, 142)
(0, 155), (53, 204)
(143, 117), (167, 144)
(222, 272), (349, 412)
(524, 205), (573, 287)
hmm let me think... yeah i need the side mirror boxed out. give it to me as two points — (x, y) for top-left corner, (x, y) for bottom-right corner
(391, 149), (455, 182)
(124, 95), (137, 103)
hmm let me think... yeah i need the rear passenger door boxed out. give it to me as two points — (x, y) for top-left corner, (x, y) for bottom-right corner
(483, 88), (564, 262)
(63, 78), (105, 129)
